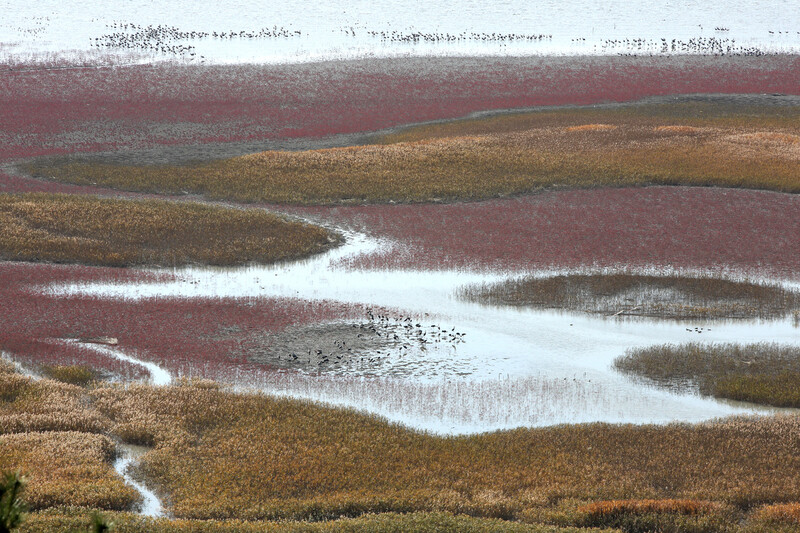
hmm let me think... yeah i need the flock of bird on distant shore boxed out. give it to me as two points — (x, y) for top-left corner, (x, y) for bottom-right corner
(361, 29), (552, 43)
(91, 22), (302, 60)
(598, 36), (785, 56)
(82, 20), (799, 61)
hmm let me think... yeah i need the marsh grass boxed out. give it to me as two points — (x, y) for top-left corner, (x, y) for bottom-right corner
(3, 361), (800, 529)
(84, 381), (800, 522)
(18, 509), (596, 532)
(0, 370), (108, 434)
(0, 364), (136, 512)
(460, 274), (800, 320)
(615, 343), (800, 407)
(39, 365), (97, 387)
(0, 193), (335, 267)
(577, 499), (738, 532)
(23, 102), (800, 204)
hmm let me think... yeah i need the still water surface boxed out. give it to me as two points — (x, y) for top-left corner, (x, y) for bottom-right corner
(48, 224), (800, 435)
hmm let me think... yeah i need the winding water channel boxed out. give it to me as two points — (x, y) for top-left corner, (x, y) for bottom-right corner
(48, 220), (800, 435)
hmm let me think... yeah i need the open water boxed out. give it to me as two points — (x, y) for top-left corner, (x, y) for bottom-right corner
(2, 0), (799, 64)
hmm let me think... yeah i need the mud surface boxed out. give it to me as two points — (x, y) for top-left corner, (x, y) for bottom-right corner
(241, 312), (466, 375)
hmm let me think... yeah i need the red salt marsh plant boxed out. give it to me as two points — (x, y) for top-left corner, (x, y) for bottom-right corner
(289, 186), (800, 280)
(2, 55), (799, 168)
(24, 103), (800, 204)
(0, 260), (363, 381)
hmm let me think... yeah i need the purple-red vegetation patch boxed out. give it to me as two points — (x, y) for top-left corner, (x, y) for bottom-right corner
(0, 262), (362, 381)
(291, 187), (800, 279)
(2, 55), (799, 170)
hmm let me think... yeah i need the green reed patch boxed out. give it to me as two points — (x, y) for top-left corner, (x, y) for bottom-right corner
(0, 193), (336, 267)
(461, 274), (800, 320)
(615, 343), (800, 407)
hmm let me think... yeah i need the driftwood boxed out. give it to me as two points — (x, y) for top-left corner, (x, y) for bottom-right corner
(77, 336), (119, 346)
(609, 306), (641, 317)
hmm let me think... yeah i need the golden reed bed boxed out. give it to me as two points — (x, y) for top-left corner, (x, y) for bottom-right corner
(23, 101), (800, 205)
(0, 193), (334, 267)
(3, 361), (800, 531)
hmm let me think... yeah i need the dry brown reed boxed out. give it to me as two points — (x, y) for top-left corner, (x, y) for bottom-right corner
(754, 503), (800, 524)
(0, 432), (137, 510)
(0, 367), (108, 434)
(4, 357), (800, 529)
(575, 499), (738, 532)
(19, 509), (592, 532)
(0, 364), (137, 511)
(579, 499), (724, 517)
(461, 274), (800, 319)
(0, 193), (335, 267)
(654, 125), (704, 134)
(39, 364), (97, 386)
(83, 381), (800, 522)
(615, 343), (800, 407)
(22, 103), (800, 204)
(564, 124), (618, 132)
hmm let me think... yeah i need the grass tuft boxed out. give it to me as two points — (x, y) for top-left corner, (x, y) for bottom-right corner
(615, 343), (800, 407)
(0, 193), (335, 267)
(461, 274), (800, 320)
(39, 365), (97, 387)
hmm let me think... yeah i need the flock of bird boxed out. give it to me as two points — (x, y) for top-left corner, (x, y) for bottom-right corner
(598, 36), (787, 56)
(360, 29), (552, 43)
(91, 22), (302, 60)
(79, 20), (800, 61)
(277, 307), (466, 370)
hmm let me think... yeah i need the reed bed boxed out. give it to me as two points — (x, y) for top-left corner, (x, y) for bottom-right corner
(379, 101), (800, 143)
(0, 365), (108, 435)
(83, 382), (800, 522)
(0, 365), (135, 511)
(3, 363), (800, 529)
(0, 432), (137, 511)
(615, 343), (800, 407)
(576, 499), (737, 532)
(0, 193), (334, 267)
(460, 273), (800, 319)
(38, 364), (98, 386)
(18, 509), (592, 532)
(23, 103), (800, 204)
(754, 503), (800, 524)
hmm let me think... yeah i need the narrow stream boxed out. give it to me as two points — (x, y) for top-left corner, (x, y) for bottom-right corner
(74, 342), (173, 386)
(47, 223), (800, 434)
(113, 443), (164, 517)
